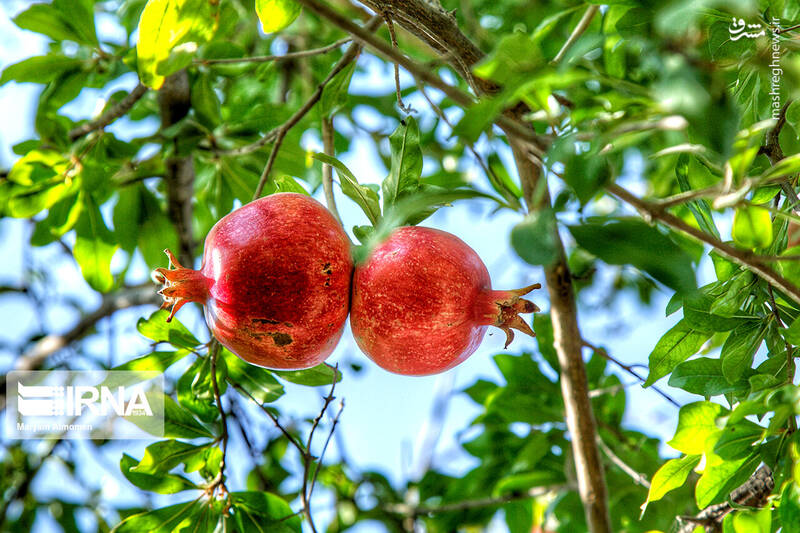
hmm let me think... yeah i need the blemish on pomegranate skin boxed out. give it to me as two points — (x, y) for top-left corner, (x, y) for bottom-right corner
(270, 332), (293, 346)
(252, 318), (280, 324)
(321, 262), (333, 275)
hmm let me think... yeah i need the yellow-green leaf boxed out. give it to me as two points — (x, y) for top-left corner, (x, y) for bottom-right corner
(136, 0), (219, 89)
(256, 0), (301, 34)
(645, 454), (701, 506)
(732, 206), (773, 249)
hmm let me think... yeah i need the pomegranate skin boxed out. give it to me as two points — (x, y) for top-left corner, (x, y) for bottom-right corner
(350, 226), (539, 375)
(155, 193), (353, 370)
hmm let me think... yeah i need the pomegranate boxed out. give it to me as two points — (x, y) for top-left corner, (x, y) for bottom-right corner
(350, 226), (539, 375)
(153, 193), (353, 370)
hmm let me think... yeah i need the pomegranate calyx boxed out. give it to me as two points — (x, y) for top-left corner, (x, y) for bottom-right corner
(491, 283), (541, 348)
(153, 248), (208, 323)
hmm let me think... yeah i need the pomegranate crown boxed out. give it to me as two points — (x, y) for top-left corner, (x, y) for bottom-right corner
(152, 249), (208, 322)
(489, 283), (541, 348)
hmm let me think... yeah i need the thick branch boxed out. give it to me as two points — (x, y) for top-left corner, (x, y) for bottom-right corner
(158, 70), (195, 266)
(292, 0), (546, 153)
(607, 183), (800, 306)
(68, 83), (148, 141)
(677, 465), (773, 533)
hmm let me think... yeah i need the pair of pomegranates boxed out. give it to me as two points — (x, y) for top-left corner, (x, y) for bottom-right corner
(154, 193), (539, 375)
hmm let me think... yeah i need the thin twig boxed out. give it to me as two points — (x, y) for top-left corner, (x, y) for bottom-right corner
(301, 369), (339, 533)
(68, 83), (148, 141)
(582, 340), (680, 408)
(776, 22), (800, 34)
(208, 341), (231, 510)
(551, 5), (600, 64)
(607, 182), (800, 306)
(382, 9), (412, 113)
(228, 380), (306, 454)
(596, 437), (650, 489)
(252, 16), (384, 200)
(384, 484), (568, 517)
(308, 398), (344, 498)
(196, 37), (351, 64)
(321, 117), (342, 223)
(767, 285), (797, 432)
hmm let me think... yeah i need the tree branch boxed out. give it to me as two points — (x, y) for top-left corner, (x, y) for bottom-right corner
(1, 284), (160, 410)
(196, 37), (351, 64)
(159, 70), (195, 266)
(384, 484), (569, 517)
(252, 16), (384, 199)
(68, 83), (148, 141)
(606, 182), (800, 306)
(551, 5), (600, 64)
(677, 465), (773, 533)
(291, 0), (547, 153)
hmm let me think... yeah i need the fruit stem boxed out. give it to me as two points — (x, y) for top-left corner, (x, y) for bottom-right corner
(152, 249), (209, 322)
(478, 283), (541, 348)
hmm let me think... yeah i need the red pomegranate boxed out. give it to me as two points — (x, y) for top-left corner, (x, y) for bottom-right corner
(350, 226), (539, 375)
(153, 193), (353, 370)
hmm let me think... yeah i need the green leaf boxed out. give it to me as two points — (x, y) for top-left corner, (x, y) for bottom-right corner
(137, 309), (201, 350)
(136, 0), (219, 89)
(320, 62), (355, 117)
(645, 320), (710, 386)
(223, 349), (285, 404)
(274, 175), (309, 195)
(710, 270), (753, 317)
(713, 420), (763, 460)
(668, 401), (725, 455)
(112, 351), (190, 373)
(74, 197), (118, 292)
(191, 74), (221, 128)
(177, 356), (226, 423)
(731, 508), (771, 533)
(668, 357), (750, 397)
(4, 149), (77, 218)
(0, 55), (84, 86)
(732, 206), (773, 249)
(782, 316), (800, 345)
(383, 117), (423, 208)
(551, 135), (611, 205)
(511, 209), (559, 266)
(14, 1), (98, 45)
(759, 153), (800, 182)
(272, 363), (341, 386)
(159, 393), (215, 439)
(683, 289), (752, 332)
(112, 499), (205, 532)
(452, 93), (513, 144)
(131, 439), (209, 474)
(230, 491), (302, 533)
(675, 154), (719, 238)
(473, 32), (543, 85)
(780, 483), (800, 532)
(312, 153), (380, 225)
(644, 454), (701, 507)
(568, 218), (696, 294)
(720, 321), (767, 384)
(120, 453), (199, 494)
(696, 453), (759, 508)
(255, 0), (301, 34)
